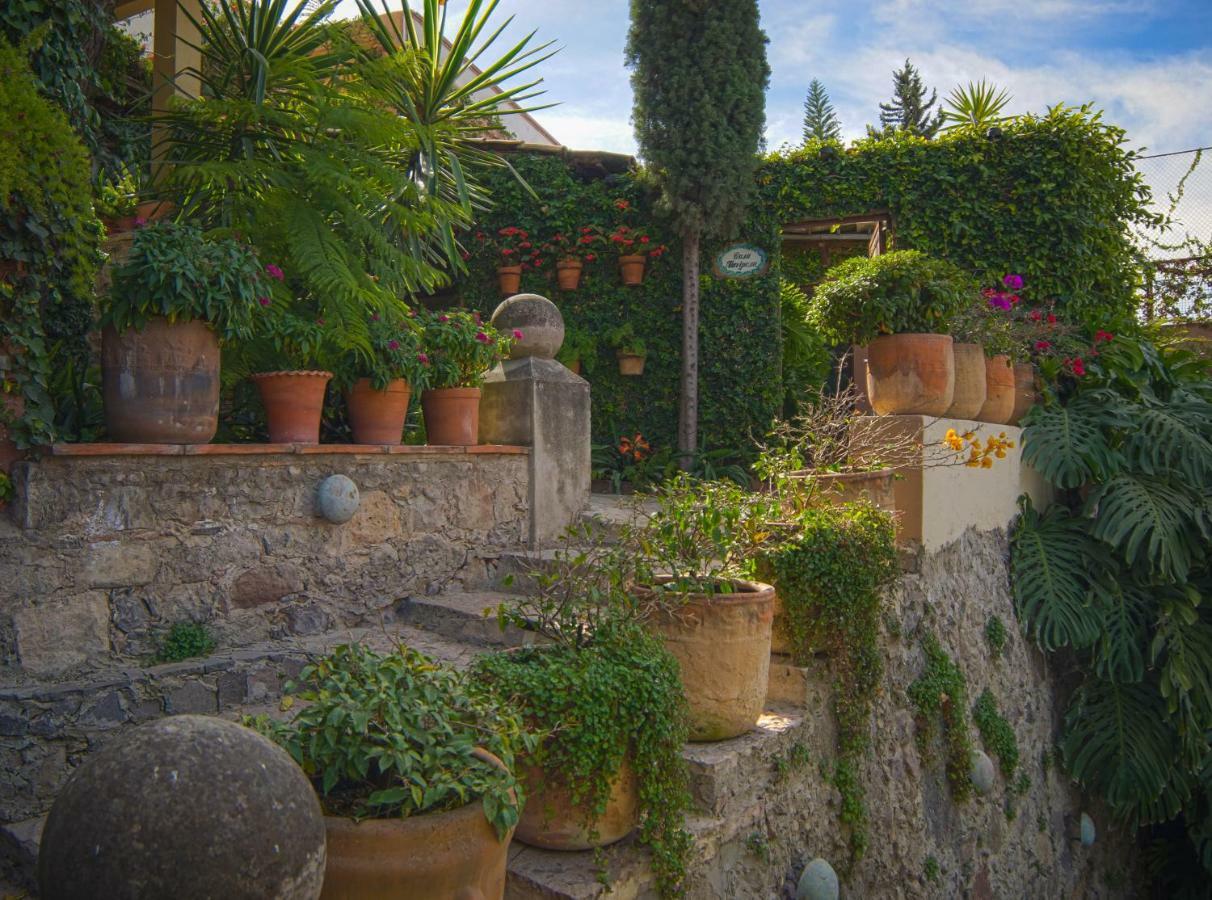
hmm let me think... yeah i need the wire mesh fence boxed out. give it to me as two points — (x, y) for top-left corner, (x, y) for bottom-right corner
(1134, 147), (1211, 321)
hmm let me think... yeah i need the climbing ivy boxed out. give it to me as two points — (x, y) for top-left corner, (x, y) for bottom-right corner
(972, 688), (1020, 779)
(908, 633), (975, 801)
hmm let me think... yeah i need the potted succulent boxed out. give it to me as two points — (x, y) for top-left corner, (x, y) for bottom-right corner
(246, 308), (337, 444)
(335, 313), (427, 444)
(808, 250), (972, 416)
(101, 221), (267, 444)
(547, 226), (601, 291)
(419, 309), (517, 445)
(252, 643), (530, 899)
(474, 540), (692, 895)
(608, 323), (647, 376)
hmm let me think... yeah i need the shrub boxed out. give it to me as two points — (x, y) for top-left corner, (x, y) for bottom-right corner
(157, 622), (216, 662)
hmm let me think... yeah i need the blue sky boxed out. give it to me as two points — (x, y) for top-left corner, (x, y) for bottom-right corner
(333, 0), (1212, 157)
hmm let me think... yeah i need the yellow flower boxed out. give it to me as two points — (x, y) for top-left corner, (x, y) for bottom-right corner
(981, 457), (993, 468)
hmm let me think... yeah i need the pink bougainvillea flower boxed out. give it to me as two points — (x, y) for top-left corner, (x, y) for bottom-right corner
(1095, 330), (1115, 343)
(1003, 274), (1024, 290)
(475, 331), (491, 343)
(265, 264), (285, 281)
(438, 314), (449, 323)
(417, 353), (429, 365)
(512, 329), (524, 340)
(258, 296), (271, 307)
(316, 317), (325, 326)
(987, 293), (1012, 311)
(387, 340), (400, 350)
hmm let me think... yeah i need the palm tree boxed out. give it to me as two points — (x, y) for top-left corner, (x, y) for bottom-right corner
(940, 80), (1012, 131)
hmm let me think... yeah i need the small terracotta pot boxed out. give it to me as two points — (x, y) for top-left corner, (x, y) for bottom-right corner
(422, 387), (481, 446)
(251, 371), (332, 444)
(556, 258), (583, 291)
(497, 265), (522, 296)
(618, 254), (646, 286)
(1008, 363), (1037, 426)
(346, 378), (411, 444)
(635, 577), (775, 742)
(564, 358), (582, 376)
(517, 758), (638, 850)
(617, 352), (645, 376)
(946, 343), (988, 420)
(102, 317), (221, 444)
(865, 333), (955, 417)
(976, 355), (1015, 424)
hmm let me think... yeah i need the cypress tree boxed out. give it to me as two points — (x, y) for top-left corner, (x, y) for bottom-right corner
(802, 78), (841, 142)
(875, 58), (943, 137)
(626, 0), (769, 461)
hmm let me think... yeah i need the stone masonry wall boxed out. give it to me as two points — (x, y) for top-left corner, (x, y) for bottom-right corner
(0, 448), (528, 683)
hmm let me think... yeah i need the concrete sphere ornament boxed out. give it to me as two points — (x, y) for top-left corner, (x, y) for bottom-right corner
(491, 293), (564, 359)
(316, 473), (359, 523)
(1080, 812), (1096, 846)
(38, 715), (325, 900)
(797, 857), (840, 900)
(970, 749), (996, 795)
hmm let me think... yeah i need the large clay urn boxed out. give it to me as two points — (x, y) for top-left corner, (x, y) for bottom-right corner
(252, 371), (332, 444)
(635, 577), (774, 742)
(945, 343), (988, 420)
(976, 355), (1015, 424)
(101, 317), (220, 444)
(516, 758), (638, 851)
(864, 333), (955, 417)
(1008, 363), (1037, 425)
(346, 378), (411, 445)
(422, 387), (481, 446)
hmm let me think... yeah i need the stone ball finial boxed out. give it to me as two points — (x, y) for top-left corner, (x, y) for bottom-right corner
(797, 858), (839, 900)
(970, 749), (996, 795)
(1080, 812), (1096, 846)
(316, 473), (359, 523)
(491, 293), (564, 360)
(38, 715), (326, 900)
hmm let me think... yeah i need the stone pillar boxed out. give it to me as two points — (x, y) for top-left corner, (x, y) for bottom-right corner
(480, 294), (590, 547)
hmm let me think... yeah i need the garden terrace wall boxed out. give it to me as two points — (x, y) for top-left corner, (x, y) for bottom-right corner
(0, 444), (529, 682)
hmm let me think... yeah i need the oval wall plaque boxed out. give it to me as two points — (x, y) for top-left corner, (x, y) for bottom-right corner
(713, 243), (769, 278)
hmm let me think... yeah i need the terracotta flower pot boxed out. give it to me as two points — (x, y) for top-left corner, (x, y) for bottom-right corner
(618, 254), (646, 286)
(102, 317), (221, 444)
(1008, 363), (1037, 426)
(635, 577), (775, 742)
(346, 378), (411, 445)
(516, 758), (638, 850)
(251, 371), (332, 444)
(422, 387), (481, 446)
(865, 333), (955, 417)
(976, 355), (1015, 424)
(789, 467), (897, 514)
(320, 751), (514, 899)
(617, 352), (646, 376)
(497, 265), (522, 296)
(946, 342), (988, 420)
(555, 259), (583, 291)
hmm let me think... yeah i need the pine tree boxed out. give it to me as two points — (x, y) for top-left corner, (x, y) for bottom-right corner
(875, 59), (943, 137)
(802, 79), (841, 143)
(626, 0), (770, 462)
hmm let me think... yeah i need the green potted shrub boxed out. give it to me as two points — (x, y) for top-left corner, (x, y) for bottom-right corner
(253, 643), (530, 899)
(555, 323), (597, 376)
(808, 250), (973, 416)
(334, 313), (428, 444)
(608, 322), (648, 376)
(419, 309), (516, 445)
(102, 221), (267, 444)
(474, 536), (692, 896)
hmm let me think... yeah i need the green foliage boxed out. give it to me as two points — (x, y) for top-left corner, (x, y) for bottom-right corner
(105, 223), (269, 341)
(972, 689), (1020, 779)
(908, 634), (974, 801)
(984, 616), (1008, 659)
(761, 105), (1160, 326)
(418, 308), (513, 388)
(923, 855), (941, 882)
(156, 622), (216, 662)
(874, 59), (942, 138)
(802, 79), (841, 143)
(333, 312), (428, 392)
(779, 279), (832, 413)
(254, 643), (529, 838)
(807, 250), (975, 344)
(941, 81), (1012, 131)
(1018, 395), (1128, 488)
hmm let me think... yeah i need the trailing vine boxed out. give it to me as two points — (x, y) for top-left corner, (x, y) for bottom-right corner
(908, 633), (974, 801)
(767, 501), (898, 867)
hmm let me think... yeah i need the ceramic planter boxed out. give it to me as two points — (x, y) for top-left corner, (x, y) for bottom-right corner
(102, 317), (221, 444)
(516, 758), (638, 851)
(346, 378), (411, 445)
(789, 467), (897, 514)
(422, 387), (481, 446)
(497, 265), (522, 296)
(945, 343), (988, 420)
(865, 333), (955, 417)
(618, 254), (646, 286)
(617, 351), (646, 376)
(556, 259), (583, 291)
(251, 370), (332, 444)
(976, 355), (1015, 424)
(1008, 363), (1037, 426)
(635, 577), (775, 742)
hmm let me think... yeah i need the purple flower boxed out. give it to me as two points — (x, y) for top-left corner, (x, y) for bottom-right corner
(417, 352), (429, 365)
(438, 314), (449, 323)
(987, 293), (1013, 311)
(475, 331), (491, 343)
(258, 296), (271, 307)
(512, 329), (524, 340)
(387, 340), (400, 350)
(1002, 273), (1023, 290)
(265, 264), (285, 281)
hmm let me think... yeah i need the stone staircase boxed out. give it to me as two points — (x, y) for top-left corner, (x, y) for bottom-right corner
(0, 494), (829, 897)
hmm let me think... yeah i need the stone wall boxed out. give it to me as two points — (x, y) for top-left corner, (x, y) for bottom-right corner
(0, 446), (529, 683)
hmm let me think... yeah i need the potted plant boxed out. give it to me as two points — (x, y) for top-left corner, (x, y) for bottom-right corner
(246, 309), (337, 444)
(555, 324), (597, 376)
(252, 643), (530, 899)
(808, 250), (972, 416)
(608, 323), (648, 376)
(477, 227), (539, 295)
(95, 166), (140, 235)
(624, 475), (788, 741)
(547, 226), (601, 291)
(101, 221), (267, 444)
(419, 309), (517, 445)
(473, 541), (692, 896)
(335, 313), (427, 444)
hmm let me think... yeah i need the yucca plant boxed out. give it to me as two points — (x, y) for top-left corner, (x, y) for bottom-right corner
(940, 80), (1011, 131)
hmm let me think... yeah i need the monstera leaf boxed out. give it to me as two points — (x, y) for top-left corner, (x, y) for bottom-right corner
(1090, 572), (1153, 684)
(1019, 393), (1128, 489)
(1087, 474), (1209, 582)
(1124, 396), (1212, 484)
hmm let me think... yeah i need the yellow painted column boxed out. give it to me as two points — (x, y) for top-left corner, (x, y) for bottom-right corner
(151, 0), (202, 182)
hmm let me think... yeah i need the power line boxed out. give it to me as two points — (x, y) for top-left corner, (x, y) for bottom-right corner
(1138, 146), (1211, 160)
